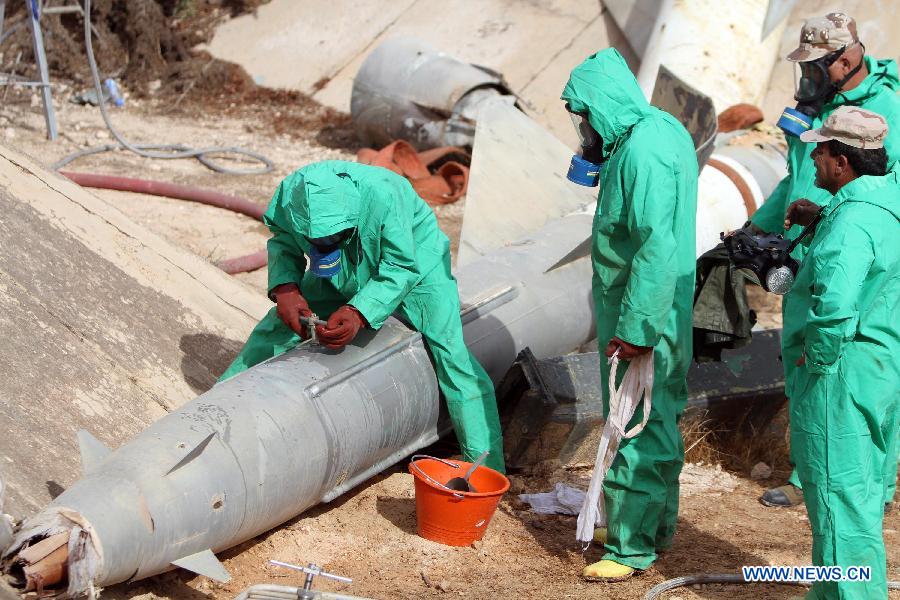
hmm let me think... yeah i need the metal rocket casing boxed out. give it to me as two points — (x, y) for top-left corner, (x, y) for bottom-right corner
(5, 70), (786, 594)
(6, 210), (596, 593)
(42, 322), (440, 586)
(350, 37), (516, 150)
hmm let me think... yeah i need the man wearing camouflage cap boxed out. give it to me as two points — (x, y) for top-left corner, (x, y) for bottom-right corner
(755, 12), (900, 513)
(781, 106), (900, 600)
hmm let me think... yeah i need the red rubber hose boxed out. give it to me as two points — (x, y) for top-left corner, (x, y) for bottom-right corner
(60, 171), (268, 274)
(217, 250), (268, 275)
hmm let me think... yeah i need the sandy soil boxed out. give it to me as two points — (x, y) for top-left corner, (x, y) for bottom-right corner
(1, 88), (346, 294)
(3, 90), (896, 600)
(91, 463), (900, 600)
(1, 88), (470, 295)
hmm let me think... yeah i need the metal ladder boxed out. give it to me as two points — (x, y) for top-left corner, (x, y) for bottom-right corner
(0, 0), (86, 140)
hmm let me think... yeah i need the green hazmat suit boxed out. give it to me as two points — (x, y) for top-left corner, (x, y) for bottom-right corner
(782, 163), (900, 600)
(561, 48), (698, 570)
(219, 161), (505, 473)
(751, 56), (900, 501)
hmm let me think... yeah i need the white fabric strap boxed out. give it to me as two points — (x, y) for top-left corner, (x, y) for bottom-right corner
(576, 350), (654, 544)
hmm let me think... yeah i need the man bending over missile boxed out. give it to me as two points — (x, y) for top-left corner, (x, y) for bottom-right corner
(219, 160), (505, 473)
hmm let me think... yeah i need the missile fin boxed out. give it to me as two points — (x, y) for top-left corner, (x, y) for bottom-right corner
(761, 0), (797, 40)
(171, 549), (231, 582)
(602, 0), (661, 58)
(76, 429), (111, 475)
(544, 236), (592, 273)
(165, 432), (216, 476)
(457, 100), (596, 267)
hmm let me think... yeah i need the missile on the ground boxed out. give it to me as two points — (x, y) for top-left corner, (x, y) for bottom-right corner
(2, 141), (597, 596)
(3, 75), (788, 598)
(350, 37), (517, 150)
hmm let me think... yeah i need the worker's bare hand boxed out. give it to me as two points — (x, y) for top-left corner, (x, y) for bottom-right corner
(605, 336), (652, 360)
(796, 354), (806, 367)
(785, 199), (821, 229)
(722, 222), (764, 239)
(272, 283), (313, 338)
(316, 305), (366, 350)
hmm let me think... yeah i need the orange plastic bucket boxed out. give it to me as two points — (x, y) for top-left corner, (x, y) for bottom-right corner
(408, 455), (510, 546)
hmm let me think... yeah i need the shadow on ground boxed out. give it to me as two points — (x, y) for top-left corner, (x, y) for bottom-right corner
(376, 496), (418, 536)
(179, 333), (245, 394)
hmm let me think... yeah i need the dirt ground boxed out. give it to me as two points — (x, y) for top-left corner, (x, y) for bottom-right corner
(0, 1), (272, 96)
(86, 464), (897, 600)
(2, 6), (898, 594)
(0, 85), (467, 296)
(3, 88), (899, 600)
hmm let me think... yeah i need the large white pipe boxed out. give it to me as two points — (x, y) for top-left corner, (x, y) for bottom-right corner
(696, 137), (788, 255)
(697, 155), (764, 256)
(637, 0), (788, 111)
(696, 126), (789, 254)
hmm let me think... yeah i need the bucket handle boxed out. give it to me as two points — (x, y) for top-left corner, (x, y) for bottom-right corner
(410, 455), (466, 499)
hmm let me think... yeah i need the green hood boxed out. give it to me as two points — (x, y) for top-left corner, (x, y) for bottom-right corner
(827, 56), (899, 109)
(829, 160), (900, 221)
(561, 48), (651, 155)
(867, 161), (900, 220)
(284, 161), (361, 239)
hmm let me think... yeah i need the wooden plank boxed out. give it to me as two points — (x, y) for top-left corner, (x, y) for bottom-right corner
(17, 532), (68, 564)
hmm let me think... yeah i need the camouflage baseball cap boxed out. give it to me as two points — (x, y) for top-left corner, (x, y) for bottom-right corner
(800, 106), (888, 149)
(787, 12), (859, 62)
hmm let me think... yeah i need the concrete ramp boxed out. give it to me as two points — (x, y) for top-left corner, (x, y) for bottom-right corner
(205, 0), (636, 145)
(0, 145), (269, 518)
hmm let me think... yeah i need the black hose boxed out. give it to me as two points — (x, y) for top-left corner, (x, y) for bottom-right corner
(52, 0), (273, 175)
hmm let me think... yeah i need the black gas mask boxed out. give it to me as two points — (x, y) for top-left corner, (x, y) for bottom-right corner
(723, 227), (799, 294)
(722, 213), (822, 295)
(565, 104), (604, 187)
(778, 44), (865, 137)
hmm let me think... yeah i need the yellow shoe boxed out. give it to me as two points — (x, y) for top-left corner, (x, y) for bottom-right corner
(582, 559), (636, 582)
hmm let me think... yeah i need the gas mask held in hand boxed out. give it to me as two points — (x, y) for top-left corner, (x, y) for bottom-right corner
(777, 44), (865, 137)
(722, 224), (801, 295)
(306, 228), (354, 278)
(565, 104), (604, 187)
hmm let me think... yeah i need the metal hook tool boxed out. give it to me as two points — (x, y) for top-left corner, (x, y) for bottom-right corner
(269, 560), (352, 600)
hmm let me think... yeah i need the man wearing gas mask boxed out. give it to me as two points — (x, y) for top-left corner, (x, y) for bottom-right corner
(752, 12), (900, 511)
(781, 106), (900, 600)
(561, 48), (698, 582)
(218, 160), (505, 473)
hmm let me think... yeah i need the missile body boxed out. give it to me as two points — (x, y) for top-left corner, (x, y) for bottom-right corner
(4, 211), (596, 595)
